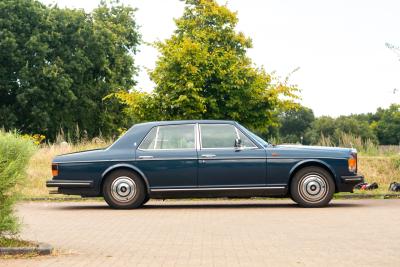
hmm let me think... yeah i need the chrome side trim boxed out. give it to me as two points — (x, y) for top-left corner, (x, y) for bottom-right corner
(268, 157), (348, 160)
(150, 186), (286, 192)
(53, 156), (347, 164)
(53, 159), (133, 164)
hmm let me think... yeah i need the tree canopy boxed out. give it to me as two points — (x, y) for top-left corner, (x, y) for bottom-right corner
(278, 106), (314, 144)
(0, 0), (140, 140)
(115, 0), (299, 134)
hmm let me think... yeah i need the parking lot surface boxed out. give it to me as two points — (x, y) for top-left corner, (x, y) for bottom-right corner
(3, 199), (400, 266)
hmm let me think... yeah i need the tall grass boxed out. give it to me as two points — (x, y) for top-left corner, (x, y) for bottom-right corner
(21, 138), (112, 198)
(317, 132), (380, 155)
(0, 131), (36, 236)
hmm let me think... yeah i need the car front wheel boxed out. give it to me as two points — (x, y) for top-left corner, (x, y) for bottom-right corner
(290, 166), (335, 208)
(103, 170), (147, 209)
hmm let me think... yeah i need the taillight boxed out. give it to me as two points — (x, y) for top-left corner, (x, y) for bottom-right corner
(52, 163), (59, 177)
(348, 152), (357, 173)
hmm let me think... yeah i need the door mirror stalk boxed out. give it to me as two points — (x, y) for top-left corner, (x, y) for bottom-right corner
(234, 138), (243, 151)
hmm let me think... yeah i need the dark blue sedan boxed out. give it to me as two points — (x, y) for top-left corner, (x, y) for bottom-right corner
(46, 120), (363, 208)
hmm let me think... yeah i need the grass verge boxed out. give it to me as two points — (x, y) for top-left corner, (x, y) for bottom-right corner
(0, 237), (36, 248)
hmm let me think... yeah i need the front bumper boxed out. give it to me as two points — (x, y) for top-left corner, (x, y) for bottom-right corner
(338, 175), (364, 192)
(340, 175), (364, 184)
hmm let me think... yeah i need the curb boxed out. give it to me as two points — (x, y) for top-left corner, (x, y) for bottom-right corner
(22, 197), (95, 201)
(0, 242), (53, 255)
(335, 194), (400, 199)
(23, 194), (400, 201)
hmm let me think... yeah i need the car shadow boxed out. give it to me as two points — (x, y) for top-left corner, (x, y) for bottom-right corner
(55, 201), (366, 210)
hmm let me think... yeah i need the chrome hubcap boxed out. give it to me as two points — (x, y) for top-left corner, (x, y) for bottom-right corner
(111, 176), (136, 202)
(298, 174), (328, 202)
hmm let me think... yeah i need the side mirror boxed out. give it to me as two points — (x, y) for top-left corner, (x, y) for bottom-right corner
(234, 138), (242, 150)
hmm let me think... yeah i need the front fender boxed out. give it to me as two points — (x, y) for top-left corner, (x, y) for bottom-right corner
(289, 159), (338, 181)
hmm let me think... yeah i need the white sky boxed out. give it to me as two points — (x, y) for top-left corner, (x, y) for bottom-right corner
(40, 0), (400, 117)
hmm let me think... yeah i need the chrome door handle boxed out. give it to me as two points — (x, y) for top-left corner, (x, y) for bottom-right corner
(201, 154), (216, 158)
(138, 155), (154, 159)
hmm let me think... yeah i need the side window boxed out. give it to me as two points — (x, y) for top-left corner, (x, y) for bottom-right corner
(139, 124), (195, 150)
(237, 130), (258, 148)
(200, 124), (257, 149)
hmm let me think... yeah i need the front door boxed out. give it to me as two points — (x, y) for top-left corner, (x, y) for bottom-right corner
(197, 123), (267, 187)
(135, 124), (198, 188)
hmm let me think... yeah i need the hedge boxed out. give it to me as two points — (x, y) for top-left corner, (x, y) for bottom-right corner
(0, 132), (35, 236)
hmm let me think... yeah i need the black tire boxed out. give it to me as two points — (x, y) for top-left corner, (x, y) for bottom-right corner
(103, 170), (147, 209)
(142, 196), (150, 205)
(289, 194), (298, 204)
(290, 166), (335, 208)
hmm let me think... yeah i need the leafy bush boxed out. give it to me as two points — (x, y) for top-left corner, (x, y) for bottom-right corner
(0, 131), (36, 236)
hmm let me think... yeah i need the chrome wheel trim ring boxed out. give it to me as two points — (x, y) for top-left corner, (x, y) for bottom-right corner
(111, 176), (137, 202)
(298, 173), (328, 203)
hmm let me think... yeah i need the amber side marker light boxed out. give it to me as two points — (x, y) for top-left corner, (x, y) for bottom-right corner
(52, 163), (59, 177)
(348, 153), (357, 173)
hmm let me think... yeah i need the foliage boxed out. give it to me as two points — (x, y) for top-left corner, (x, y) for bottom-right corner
(115, 0), (299, 134)
(22, 134), (46, 145)
(301, 104), (400, 146)
(0, 131), (36, 236)
(0, 236), (36, 247)
(304, 115), (377, 145)
(373, 104), (400, 145)
(277, 106), (314, 144)
(0, 0), (140, 141)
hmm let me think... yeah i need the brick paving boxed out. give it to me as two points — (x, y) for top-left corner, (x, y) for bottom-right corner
(2, 199), (400, 266)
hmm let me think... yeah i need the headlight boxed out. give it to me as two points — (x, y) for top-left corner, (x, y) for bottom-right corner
(348, 152), (357, 173)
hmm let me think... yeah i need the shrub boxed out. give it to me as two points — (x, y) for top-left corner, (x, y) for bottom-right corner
(0, 131), (36, 236)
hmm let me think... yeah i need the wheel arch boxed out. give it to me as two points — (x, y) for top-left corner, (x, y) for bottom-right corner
(288, 159), (338, 193)
(101, 164), (151, 194)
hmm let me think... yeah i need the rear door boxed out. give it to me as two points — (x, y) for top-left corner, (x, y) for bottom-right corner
(197, 123), (267, 187)
(135, 124), (198, 188)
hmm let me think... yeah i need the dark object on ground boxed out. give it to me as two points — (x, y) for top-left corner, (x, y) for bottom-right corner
(354, 182), (367, 189)
(365, 182), (379, 190)
(389, 182), (400, 192)
(0, 242), (52, 255)
(354, 182), (378, 190)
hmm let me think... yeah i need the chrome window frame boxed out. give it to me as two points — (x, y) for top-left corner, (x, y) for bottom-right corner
(198, 123), (258, 150)
(137, 124), (198, 151)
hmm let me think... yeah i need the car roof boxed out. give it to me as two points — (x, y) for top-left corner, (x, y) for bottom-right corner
(133, 120), (237, 127)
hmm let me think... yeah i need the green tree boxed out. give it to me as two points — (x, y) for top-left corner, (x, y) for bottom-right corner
(374, 104), (400, 145)
(0, 0), (140, 140)
(305, 115), (377, 145)
(116, 0), (298, 134)
(278, 106), (314, 144)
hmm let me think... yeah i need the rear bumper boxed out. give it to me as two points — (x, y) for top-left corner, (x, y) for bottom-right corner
(46, 179), (94, 188)
(46, 179), (99, 197)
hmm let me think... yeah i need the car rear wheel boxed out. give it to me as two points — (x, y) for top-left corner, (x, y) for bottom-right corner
(103, 170), (147, 209)
(290, 166), (335, 208)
